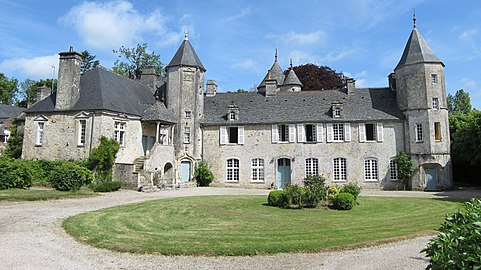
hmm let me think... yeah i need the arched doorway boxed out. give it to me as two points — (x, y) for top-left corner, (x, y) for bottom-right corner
(180, 160), (191, 182)
(163, 163), (173, 184)
(423, 164), (442, 191)
(276, 158), (291, 189)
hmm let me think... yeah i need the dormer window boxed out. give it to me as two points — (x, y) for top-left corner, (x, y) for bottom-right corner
(229, 111), (237, 121)
(227, 102), (239, 121)
(334, 108), (341, 117)
(332, 102), (343, 118)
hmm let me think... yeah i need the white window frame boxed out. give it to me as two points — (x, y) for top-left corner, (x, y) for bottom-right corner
(114, 121), (126, 146)
(273, 124), (295, 143)
(431, 74), (438, 84)
(35, 121), (46, 146)
(3, 130), (10, 143)
(229, 111), (237, 121)
(432, 98), (439, 110)
(77, 119), (87, 146)
(415, 123), (423, 142)
(183, 127), (191, 144)
(226, 158), (240, 182)
(359, 123), (384, 142)
(333, 157), (347, 182)
(305, 158), (319, 177)
(389, 159), (398, 181)
(364, 158), (378, 181)
(185, 111), (192, 118)
(220, 126), (244, 145)
(334, 108), (341, 118)
(251, 158), (264, 182)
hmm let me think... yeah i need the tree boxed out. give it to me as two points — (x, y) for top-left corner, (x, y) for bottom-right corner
(80, 50), (100, 74)
(285, 64), (344, 91)
(0, 73), (18, 105)
(112, 43), (163, 79)
(447, 89), (472, 114)
(394, 152), (416, 190)
(3, 118), (24, 159)
(16, 78), (57, 107)
(450, 110), (481, 167)
(193, 161), (214, 187)
(87, 136), (120, 181)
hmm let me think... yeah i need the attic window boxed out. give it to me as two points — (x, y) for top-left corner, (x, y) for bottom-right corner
(332, 102), (343, 118)
(227, 102), (239, 121)
(229, 111), (237, 121)
(334, 108), (341, 117)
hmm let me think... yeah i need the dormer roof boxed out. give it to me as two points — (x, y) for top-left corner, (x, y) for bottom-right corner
(395, 28), (444, 70)
(283, 69), (303, 86)
(166, 38), (205, 71)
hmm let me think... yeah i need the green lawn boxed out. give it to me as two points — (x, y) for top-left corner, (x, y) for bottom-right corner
(63, 195), (462, 256)
(0, 188), (96, 201)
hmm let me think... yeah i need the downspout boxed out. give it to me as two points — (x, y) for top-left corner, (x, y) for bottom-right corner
(201, 124), (204, 160)
(89, 112), (95, 153)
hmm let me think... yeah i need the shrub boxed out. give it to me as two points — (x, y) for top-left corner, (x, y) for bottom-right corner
(423, 199), (481, 269)
(0, 158), (35, 190)
(193, 161), (214, 187)
(283, 184), (305, 207)
(88, 137), (119, 181)
(267, 190), (284, 206)
(332, 193), (355, 210)
(340, 182), (361, 201)
(89, 181), (122, 192)
(302, 175), (327, 208)
(327, 185), (340, 203)
(49, 162), (92, 191)
(395, 152), (416, 190)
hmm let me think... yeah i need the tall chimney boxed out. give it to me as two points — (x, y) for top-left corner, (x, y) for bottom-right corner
(346, 78), (356, 94)
(206, 80), (217, 97)
(55, 46), (82, 110)
(140, 66), (157, 94)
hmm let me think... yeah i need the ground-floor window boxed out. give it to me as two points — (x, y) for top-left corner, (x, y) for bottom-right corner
(364, 158), (378, 181)
(305, 158), (319, 177)
(333, 157), (347, 181)
(251, 158), (264, 182)
(389, 159), (398, 180)
(226, 158), (239, 182)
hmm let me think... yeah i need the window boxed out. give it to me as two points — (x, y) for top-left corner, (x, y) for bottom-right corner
(365, 123), (376, 141)
(327, 123), (351, 142)
(183, 127), (191, 144)
(251, 159), (264, 182)
(3, 130), (10, 143)
(35, 121), (45, 146)
(185, 111), (192, 118)
(78, 119), (86, 146)
(364, 158), (378, 181)
(297, 124), (323, 143)
(432, 98), (439, 110)
(220, 126), (244, 144)
(305, 158), (319, 177)
(333, 123), (344, 141)
(159, 128), (169, 145)
(431, 74), (438, 84)
(334, 108), (341, 117)
(415, 124), (423, 142)
(333, 158), (347, 181)
(229, 111), (237, 121)
(390, 159), (398, 180)
(226, 158), (239, 182)
(434, 122), (442, 141)
(305, 124), (316, 142)
(114, 121), (126, 146)
(278, 124), (289, 142)
(359, 123), (384, 142)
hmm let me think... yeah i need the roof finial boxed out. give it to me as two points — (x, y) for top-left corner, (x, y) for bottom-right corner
(184, 30), (189, 40)
(290, 58), (293, 69)
(275, 48), (278, 62)
(413, 8), (416, 29)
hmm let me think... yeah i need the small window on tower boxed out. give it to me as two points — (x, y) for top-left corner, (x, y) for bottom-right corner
(431, 74), (438, 84)
(432, 98), (439, 110)
(434, 122), (442, 141)
(185, 111), (192, 118)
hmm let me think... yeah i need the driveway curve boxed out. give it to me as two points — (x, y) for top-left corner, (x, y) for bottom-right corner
(1, 187), (479, 270)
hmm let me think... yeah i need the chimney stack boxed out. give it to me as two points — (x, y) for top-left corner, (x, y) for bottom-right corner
(346, 78), (356, 94)
(55, 46), (82, 110)
(140, 66), (157, 94)
(206, 80), (217, 97)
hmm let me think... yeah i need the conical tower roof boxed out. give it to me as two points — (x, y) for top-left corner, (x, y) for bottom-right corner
(283, 69), (303, 86)
(166, 37), (205, 71)
(395, 28), (443, 70)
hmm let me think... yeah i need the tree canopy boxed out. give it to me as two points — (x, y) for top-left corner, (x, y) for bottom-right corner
(80, 50), (100, 74)
(0, 73), (18, 105)
(285, 64), (345, 91)
(448, 89), (472, 114)
(112, 43), (163, 79)
(16, 79), (57, 107)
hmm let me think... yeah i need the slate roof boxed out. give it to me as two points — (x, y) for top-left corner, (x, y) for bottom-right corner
(395, 28), (443, 70)
(0, 103), (25, 121)
(26, 67), (176, 123)
(283, 69), (302, 86)
(203, 89), (403, 125)
(258, 61), (285, 88)
(166, 39), (205, 71)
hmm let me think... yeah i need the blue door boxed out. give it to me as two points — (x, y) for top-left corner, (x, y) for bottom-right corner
(141, 135), (148, 156)
(425, 168), (437, 191)
(276, 158), (291, 189)
(180, 161), (191, 182)
(149, 136), (156, 150)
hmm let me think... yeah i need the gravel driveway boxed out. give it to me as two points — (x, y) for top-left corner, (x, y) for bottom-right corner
(1, 187), (479, 270)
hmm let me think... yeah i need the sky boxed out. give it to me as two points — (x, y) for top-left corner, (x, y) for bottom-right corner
(1, 0), (480, 109)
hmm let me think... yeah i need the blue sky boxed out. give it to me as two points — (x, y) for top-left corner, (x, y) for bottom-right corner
(1, 0), (480, 109)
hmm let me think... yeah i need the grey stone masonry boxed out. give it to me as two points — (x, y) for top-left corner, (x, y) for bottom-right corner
(55, 47), (82, 110)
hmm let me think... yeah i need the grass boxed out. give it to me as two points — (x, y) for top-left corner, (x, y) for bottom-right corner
(63, 195), (463, 256)
(0, 188), (96, 201)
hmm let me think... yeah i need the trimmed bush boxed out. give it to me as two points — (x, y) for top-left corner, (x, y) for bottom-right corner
(327, 185), (340, 203)
(283, 184), (305, 207)
(88, 137), (119, 181)
(49, 162), (92, 191)
(302, 175), (327, 208)
(89, 181), (122, 192)
(332, 192), (355, 210)
(423, 199), (481, 269)
(267, 190), (284, 206)
(0, 159), (35, 190)
(340, 182), (361, 201)
(193, 161), (214, 187)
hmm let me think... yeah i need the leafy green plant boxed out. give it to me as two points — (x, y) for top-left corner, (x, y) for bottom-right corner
(3, 118), (23, 159)
(283, 184), (305, 207)
(302, 175), (327, 208)
(395, 152), (416, 190)
(89, 181), (122, 192)
(327, 185), (340, 203)
(0, 158), (35, 189)
(340, 182), (361, 201)
(332, 193), (355, 210)
(49, 162), (92, 191)
(193, 161), (214, 187)
(423, 198), (481, 270)
(267, 190), (284, 206)
(88, 136), (119, 181)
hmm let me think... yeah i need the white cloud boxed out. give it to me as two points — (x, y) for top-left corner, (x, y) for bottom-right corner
(355, 79), (367, 87)
(354, 70), (368, 78)
(266, 31), (326, 45)
(59, 0), (180, 49)
(0, 54), (59, 80)
(231, 59), (257, 70)
(318, 48), (355, 63)
(458, 28), (478, 41)
(288, 50), (319, 65)
(225, 7), (252, 22)
(460, 78), (478, 89)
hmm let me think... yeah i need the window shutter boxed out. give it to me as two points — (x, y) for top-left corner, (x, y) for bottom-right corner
(344, 123), (351, 142)
(376, 123), (384, 142)
(238, 126), (244, 144)
(316, 123), (323, 142)
(359, 123), (366, 142)
(289, 124), (296, 142)
(326, 123), (334, 142)
(271, 125), (279, 143)
(220, 126), (227, 144)
(297, 124), (305, 142)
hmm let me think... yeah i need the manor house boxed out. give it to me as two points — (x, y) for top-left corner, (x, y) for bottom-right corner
(22, 22), (452, 191)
